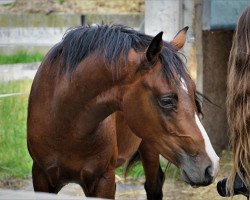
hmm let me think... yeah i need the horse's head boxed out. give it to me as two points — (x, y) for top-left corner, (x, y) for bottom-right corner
(122, 27), (219, 187)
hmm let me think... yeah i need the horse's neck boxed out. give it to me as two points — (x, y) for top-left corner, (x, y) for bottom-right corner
(71, 57), (125, 106)
(65, 58), (126, 136)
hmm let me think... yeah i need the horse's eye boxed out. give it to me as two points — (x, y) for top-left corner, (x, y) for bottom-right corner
(158, 97), (177, 109)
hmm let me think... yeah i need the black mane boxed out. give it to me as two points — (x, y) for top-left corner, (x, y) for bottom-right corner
(49, 24), (188, 83)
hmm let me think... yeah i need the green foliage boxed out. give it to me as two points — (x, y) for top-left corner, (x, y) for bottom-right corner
(58, 0), (65, 5)
(115, 159), (180, 181)
(162, 162), (180, 181)
(116, 163), (144, 180)
(2, 3), (12, 7)
(0, 80), (33, 178)
(128, 163), (145, 179)
(0, 51), (44, 65)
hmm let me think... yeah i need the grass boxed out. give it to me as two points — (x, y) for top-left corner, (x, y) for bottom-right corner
(58, 0), (65, 4)
(0, 80), (33, 179)
(115, 159), (180, 181)
(116, 163), (144, 180)
(0, 51), (44, 65)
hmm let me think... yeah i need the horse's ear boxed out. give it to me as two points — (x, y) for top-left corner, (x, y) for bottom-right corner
(146, 32), (163, 62)
(171, 26), (189, 50)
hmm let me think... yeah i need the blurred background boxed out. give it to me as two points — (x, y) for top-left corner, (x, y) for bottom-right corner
(0, 0), (249, 199)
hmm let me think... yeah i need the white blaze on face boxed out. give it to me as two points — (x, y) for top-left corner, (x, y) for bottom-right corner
(195, 114), (220, 177)
(181, 77), (219, 178)
(180, 78), (188, 93)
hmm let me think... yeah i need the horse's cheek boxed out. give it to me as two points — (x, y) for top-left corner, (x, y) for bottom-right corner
(122, 91), (144, 138)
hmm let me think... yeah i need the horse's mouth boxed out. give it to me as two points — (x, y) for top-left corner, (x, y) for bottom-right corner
(181, 169), (213, 188)
(181, 170), (199, 188)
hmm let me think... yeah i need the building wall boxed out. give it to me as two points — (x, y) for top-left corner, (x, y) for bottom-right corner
(145, 0), (198, 79)
(0, 13), (143, 54)
(202, 30), (234, 152)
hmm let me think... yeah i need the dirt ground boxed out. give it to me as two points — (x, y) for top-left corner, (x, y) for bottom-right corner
(0, 0), (144, 14)
(0, 151), (246, 200)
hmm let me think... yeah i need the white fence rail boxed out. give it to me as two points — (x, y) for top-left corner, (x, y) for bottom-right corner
(0, 92), (27, 98)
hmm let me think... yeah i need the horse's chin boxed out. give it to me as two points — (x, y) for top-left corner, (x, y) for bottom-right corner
(181, 169), (200, 188)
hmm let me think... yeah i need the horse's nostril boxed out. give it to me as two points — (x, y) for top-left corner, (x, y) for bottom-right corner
(205, 165), (213, 183)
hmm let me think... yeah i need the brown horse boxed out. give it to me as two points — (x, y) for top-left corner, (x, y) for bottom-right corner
(27, 25), (219, 199)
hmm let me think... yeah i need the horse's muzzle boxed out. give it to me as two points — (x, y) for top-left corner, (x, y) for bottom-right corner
(181, 167), (214, 187)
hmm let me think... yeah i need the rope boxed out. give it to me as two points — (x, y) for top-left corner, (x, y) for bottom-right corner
(0, 92), (27, 98)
